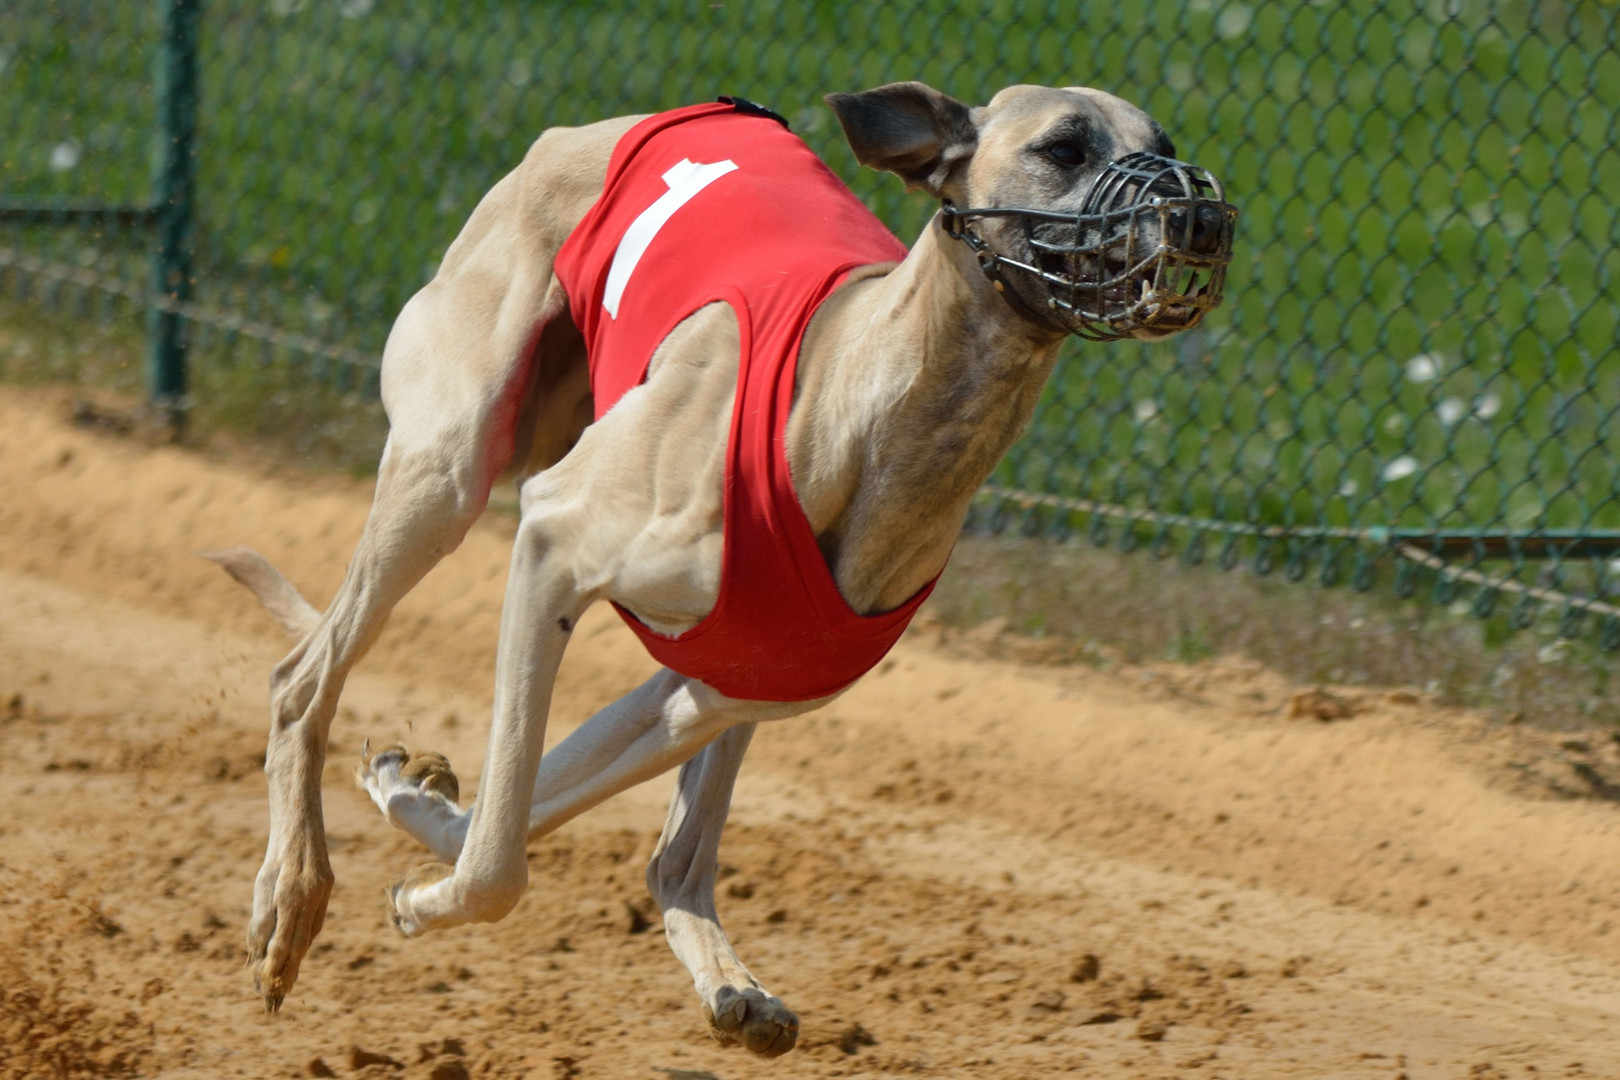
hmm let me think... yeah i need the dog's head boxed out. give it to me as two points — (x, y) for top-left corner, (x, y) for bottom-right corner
(827, 83), (1236, 341)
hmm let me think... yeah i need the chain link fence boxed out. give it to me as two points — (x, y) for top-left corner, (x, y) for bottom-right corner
(4, 0), (1619, 644)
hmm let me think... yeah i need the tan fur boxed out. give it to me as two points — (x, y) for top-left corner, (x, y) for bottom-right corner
(213, 83), (1203, 1055)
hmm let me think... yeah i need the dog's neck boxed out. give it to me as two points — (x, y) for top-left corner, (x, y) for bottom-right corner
(788, 214), (1066, 613)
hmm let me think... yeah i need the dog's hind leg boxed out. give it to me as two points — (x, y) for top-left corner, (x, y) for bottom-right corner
(219, 117), (627, 1008)
(236, 299), (554, 1007)
(237, 365), (519, 1006)
(649, 722), (800, 1057)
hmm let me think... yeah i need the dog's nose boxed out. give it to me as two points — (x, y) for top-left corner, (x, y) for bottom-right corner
(1170, 204), (1228, 256)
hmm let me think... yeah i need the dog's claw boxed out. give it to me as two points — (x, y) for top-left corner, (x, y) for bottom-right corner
(385, 883), (407, 934)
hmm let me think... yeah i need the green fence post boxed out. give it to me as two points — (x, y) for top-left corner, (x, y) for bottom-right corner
(148, 0), (200, 434)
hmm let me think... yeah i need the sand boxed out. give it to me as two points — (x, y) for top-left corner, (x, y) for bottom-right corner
(1, 383), (1617, 1079)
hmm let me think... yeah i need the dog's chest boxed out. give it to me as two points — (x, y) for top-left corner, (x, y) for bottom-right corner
(552, 102), (934, 703)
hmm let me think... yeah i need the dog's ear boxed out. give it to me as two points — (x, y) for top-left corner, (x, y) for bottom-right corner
(825, 82), (977, 197)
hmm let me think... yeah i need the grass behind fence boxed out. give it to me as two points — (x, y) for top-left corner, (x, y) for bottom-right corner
(4, 0), (1620, 620)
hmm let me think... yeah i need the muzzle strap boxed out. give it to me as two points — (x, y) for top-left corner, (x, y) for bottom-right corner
(938, 203), (1073, 335)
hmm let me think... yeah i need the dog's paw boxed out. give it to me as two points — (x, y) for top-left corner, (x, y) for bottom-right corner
(356, 741), (467, 862)
(385, 861), (456, 937)
(704, 985), (800, 1057)
(246, 842), (334, 1012)
(358, 741), (460, 801)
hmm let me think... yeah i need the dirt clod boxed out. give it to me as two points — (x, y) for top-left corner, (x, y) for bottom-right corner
(624, 900), (653, 934)
(418, 1038), (466, 1061)
(85, 907), (123, 938)
(1289, 687), (1356, 721)
(349, 1046), (403, 1070)
(836, 1023), (877, 1054)
(427, 1058), (471, 1080)
(1029, 989), (1066, 1013)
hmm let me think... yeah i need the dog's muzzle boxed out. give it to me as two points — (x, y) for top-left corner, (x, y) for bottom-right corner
(940, 152), (1238, 340)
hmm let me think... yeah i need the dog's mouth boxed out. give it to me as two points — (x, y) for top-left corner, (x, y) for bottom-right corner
(941, 152), (1238, 341)
(1033, 247), (1225, 339)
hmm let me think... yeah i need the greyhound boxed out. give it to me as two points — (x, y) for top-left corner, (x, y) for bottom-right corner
(208, 81), (1234, 1058)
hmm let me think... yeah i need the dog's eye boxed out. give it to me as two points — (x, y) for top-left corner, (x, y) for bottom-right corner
(1045, 141), (1086, 168)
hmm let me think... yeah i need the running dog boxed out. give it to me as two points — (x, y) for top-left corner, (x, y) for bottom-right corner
(209, 81), (1235, 1057)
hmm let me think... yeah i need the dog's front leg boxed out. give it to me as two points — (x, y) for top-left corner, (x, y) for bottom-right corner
(357, 661), (808, 1056)
(358, 673), (761, 860)
(649, 722), (800, 1057)
(385, 509), (585, 935)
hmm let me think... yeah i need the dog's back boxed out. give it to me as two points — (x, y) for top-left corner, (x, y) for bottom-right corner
(555, 100), (904, 414)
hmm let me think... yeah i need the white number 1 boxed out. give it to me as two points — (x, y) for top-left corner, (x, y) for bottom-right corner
(602, 157), (738, 319)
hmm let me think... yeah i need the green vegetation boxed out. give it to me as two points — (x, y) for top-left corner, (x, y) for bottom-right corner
(932, 533), (1620, 731)
(0, 293), (386, 468)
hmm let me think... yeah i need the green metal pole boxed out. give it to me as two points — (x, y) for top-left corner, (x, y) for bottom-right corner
(148, 0), (200, 434)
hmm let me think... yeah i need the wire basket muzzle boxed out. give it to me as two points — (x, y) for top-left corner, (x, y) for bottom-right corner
(1024, 152), (1237, 339)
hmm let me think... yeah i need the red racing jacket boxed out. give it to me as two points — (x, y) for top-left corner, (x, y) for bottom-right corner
(553, 99), (937, 702)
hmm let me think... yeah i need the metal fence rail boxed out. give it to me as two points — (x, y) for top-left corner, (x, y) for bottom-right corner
(3, 0), (1618, 642)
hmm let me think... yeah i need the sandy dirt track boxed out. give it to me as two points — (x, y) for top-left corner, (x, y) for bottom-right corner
(2, 383), (1619, 1080)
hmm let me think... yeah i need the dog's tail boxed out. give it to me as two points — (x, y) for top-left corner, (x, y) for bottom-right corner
(201, 547), (321, 639)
